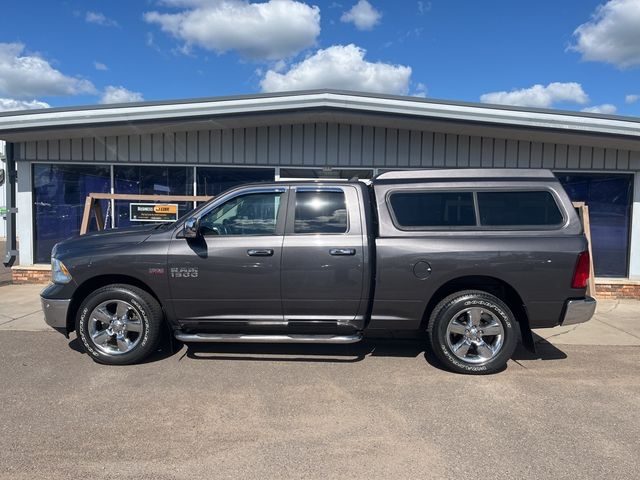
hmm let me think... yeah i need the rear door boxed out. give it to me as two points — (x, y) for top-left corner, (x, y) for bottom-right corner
(280, 185), (366, 330)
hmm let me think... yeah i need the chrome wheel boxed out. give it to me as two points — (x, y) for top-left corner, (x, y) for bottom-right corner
(445, 307), (504, 364)
(87, 300), (144, 355)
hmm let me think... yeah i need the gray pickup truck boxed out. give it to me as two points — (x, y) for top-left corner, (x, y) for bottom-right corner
(41, 168), (595, 373)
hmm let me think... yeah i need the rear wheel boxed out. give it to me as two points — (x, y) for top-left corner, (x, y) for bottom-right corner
(76, 284), (164, 365)
(427, 290), (518, 374)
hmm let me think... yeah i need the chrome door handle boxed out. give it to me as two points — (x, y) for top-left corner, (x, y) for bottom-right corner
(329, 248), (356, 256)
(247, 249), (274, 257)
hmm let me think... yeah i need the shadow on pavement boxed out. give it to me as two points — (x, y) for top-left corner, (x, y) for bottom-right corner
(512, 332), (568, 361)
(67, 332), (567, 371)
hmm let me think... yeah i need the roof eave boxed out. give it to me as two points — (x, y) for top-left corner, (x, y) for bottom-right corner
(0, 90), (639, 140)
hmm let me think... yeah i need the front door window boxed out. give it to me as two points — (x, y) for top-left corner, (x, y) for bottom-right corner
(200, 192), (282, 236)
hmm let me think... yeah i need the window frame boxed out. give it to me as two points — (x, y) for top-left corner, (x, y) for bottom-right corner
(181, 185), (289, 238)
(285, 186), (351, 236)
(385, 186), (568, 232)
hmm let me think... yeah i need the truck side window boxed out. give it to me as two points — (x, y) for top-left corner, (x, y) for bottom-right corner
(389, 192), (476, 228)
(294, 191), (348, 234)
(200, 192), (282, 236)
(477, 191), (563, 226)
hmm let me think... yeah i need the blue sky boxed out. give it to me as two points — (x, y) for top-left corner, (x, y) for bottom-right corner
(1, 0), (639, 116)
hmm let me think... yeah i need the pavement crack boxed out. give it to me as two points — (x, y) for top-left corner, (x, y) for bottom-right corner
(536, 324), (580, 343)
(2, 310), (42, 323)
(597, 319), (640, 341)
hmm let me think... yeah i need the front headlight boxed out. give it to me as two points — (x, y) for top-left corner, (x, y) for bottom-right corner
(51, 258), (72, 284)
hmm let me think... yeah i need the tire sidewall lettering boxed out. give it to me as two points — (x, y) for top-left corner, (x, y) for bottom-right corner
(433, 293), (516, 374)
(78, 292), (150, 359)
(463, 299), (512, 328)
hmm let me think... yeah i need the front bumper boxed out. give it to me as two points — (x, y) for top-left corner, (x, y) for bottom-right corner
(41, 296), (71, 330)
(561, 296), (597, 326)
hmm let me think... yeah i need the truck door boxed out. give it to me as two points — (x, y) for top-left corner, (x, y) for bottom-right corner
(281, 186), (366, 331)
(168, 186), (288, 326)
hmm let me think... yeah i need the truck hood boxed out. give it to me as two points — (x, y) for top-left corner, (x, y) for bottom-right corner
(52, 224), (165, 258)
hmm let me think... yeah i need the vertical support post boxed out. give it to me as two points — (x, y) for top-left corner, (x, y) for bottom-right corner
(2, 142), (17, 267)
(16, 160), (33, 265)
(192, 165), (197, 209)
(580, 205), (596, 296)
(110, 164), (115, 228)
(80, 196), (93, 235)
(629, 172), (640, 279)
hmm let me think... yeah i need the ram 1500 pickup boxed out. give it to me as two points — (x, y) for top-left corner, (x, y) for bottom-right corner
(41, 168), (596, 373)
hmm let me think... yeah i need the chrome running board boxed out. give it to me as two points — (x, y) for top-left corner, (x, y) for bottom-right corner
(174, 332), (363, 344)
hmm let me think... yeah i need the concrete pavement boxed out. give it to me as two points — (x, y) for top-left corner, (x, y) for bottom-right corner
(1, 283), (638, 346)
(1, 331), (639, 479)
(0, 283), (639, 479)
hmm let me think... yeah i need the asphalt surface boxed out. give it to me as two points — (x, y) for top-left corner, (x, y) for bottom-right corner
(1, 331), (639, 479)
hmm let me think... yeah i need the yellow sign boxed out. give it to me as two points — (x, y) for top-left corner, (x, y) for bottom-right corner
(154, 204), (177, 214)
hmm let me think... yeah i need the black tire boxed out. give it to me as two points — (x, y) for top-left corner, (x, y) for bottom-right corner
(76, 284), (164, 365)
(427, 290), (518, 374)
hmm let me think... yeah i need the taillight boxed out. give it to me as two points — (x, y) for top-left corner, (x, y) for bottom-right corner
(572, 251), (590, 289)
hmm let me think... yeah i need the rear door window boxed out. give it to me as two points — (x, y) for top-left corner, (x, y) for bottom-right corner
(293, 191), (348, 234)
(477, 191), (563, 226)
(389, 191), (476, 228)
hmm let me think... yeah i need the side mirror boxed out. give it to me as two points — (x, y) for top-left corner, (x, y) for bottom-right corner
(183, 217), (201, 239)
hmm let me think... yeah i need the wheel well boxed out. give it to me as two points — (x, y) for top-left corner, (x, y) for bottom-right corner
(66, 275), (164, 332)
(421, 275), (533, 347)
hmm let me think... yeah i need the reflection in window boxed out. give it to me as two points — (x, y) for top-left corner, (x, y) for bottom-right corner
(200, 192), (281, 236)
(556, 173), (633, 277)
(477, 191), (563, 226)
(114, 166), (194, 228)
(33, 164), (111, 263)
(279, 168), (373, 179)
(197, 167), (274, 197)
(389, 192), (476, 228)
(294, 191), (348, 234)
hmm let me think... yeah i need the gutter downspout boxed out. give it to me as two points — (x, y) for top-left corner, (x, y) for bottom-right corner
(3, 142), (17, 267)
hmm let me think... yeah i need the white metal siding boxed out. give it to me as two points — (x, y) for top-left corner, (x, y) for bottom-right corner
(16, 122), (640, 171)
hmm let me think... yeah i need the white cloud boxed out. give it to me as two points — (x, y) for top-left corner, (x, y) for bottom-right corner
(94, 61), (108, 71)
(100, 86), (144, 104)
(341, 0), (382, 30)
(625, 94), (639, 104)
(480, 82), (589, 108)
(144, 0), (321, 60)
(260, 44), (412, 95)
(0, 98), (50, 112)
(85, 11), (119, 27)
(0, 43), (96, 98)
(581, 103), (617, 114)
(413, 82), (427, 98)
(570, 0), (640, 68)
(417, 1), (431, 15)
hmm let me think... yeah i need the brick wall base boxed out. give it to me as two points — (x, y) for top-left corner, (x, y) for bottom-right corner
(11, 265), (51, 284)
(595, 281), (640, 300)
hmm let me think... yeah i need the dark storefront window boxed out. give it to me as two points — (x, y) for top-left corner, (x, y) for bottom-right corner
(279, 168), (373, 179)
(556, 173), (633, 278)
(196, 167), (274, 197)
(114, 166), (194, 228)
(33, 164), (111, 263)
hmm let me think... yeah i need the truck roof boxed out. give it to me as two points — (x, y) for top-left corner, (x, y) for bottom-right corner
(373, 168), (556, 184)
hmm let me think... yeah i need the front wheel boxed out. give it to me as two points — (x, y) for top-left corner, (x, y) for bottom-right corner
(427, 290), (518, 374)
(76, 284), (164, 365)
